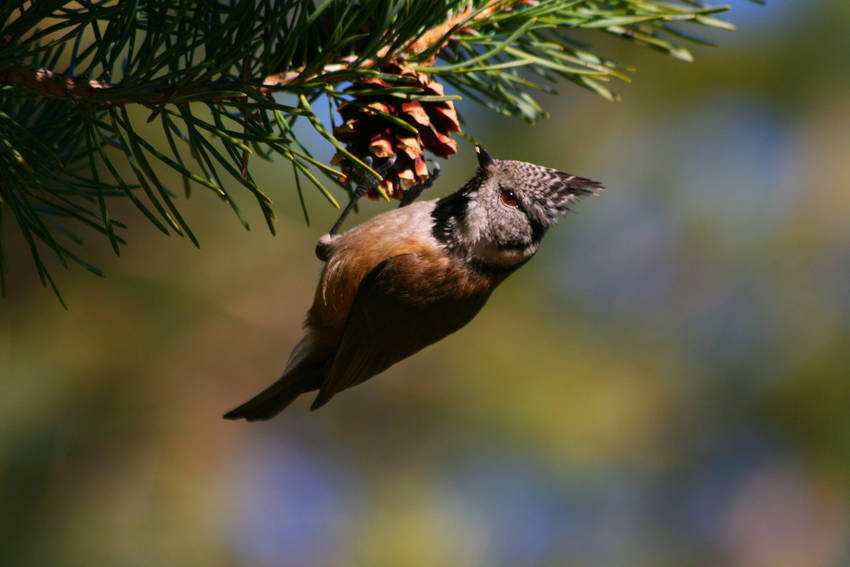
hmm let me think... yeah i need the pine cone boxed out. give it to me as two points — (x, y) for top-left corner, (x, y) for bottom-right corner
(332, 59), (460, 199)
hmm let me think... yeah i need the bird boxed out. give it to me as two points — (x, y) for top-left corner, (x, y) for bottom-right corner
(224, 145), (602, 420)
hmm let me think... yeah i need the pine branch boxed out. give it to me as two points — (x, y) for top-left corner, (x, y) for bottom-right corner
(0, 66), (246, 103)
(0, 0), (764, 304)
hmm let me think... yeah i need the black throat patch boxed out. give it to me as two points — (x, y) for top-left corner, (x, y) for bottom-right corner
(431, 188), (470, 251)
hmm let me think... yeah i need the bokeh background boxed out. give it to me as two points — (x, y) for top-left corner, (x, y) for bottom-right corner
(2, 1), (850, 566)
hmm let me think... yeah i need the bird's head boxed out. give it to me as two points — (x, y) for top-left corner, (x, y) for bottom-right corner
(432, 145), (603, 271)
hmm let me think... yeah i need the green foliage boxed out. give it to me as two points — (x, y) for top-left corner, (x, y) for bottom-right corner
(0, 0), (759, 303)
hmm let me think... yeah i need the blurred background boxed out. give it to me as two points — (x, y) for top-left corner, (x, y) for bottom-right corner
(2, 1), (850, 565)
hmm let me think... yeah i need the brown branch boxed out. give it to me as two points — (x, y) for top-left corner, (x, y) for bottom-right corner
(0, 62), (376, 105)
(0, 66), (259, 105)
(0, 0), (515, 106)
(263, 0), (512, 83)
(404, 1), (504, 56)
(0, 67), (113, 98)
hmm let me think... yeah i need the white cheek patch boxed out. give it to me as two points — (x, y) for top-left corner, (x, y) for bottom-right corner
(462, 196), (486, 244)
(470, 238), (537, 268)
(463, 194), (537, 267)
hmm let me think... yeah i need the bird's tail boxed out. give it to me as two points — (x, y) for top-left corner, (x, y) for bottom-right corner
(223, 334), (324, 421)
(223, 376), (308, 421)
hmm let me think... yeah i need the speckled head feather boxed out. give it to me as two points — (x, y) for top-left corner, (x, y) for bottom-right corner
(431, 146), (603, 272)
(490, 158), (603, 227)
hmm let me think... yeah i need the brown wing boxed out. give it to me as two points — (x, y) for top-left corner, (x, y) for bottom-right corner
(309, 253), (492, 410)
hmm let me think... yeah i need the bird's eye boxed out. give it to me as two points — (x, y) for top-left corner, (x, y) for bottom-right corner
(500, 190), (518, 206)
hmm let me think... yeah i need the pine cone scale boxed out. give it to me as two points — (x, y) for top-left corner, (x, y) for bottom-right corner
(331, 58), (461, 199)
